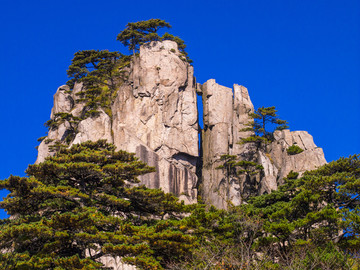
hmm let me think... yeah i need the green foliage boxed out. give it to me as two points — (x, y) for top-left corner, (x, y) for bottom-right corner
(66, 50), (130, 119)
(37, 136), (47, 142)
(240, 106), (289, 148)
(171, 205), (270, 269)
(286, 242), (354, 270)
(117, 19), (171, 53)
(170, 156), (360, 269)
(1, 147), (359, 269)
(241, 155), (360, 265)
(287, 144), (304, 155)
(45, 112), (80, 131)
(44, 113), (80, 145)
(216, 154), (263, 180)
(0, 140), (195, 269)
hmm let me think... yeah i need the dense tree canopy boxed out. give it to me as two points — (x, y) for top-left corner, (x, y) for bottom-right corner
(171, 155), (360, 269)
(1, 144), (359, 269)
(0, 140), (195, 269)
(241, 155), (360, 268)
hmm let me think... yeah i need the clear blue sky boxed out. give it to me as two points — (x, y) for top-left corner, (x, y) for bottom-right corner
(1, 0), (359, 218)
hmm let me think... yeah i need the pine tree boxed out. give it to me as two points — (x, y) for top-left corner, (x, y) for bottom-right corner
(242, 155), (360, 263)
(241, 106), (288, 147)
(0, 140), (195, 269)
(117, 19), (171, 54)
(66, 50), (131, 118)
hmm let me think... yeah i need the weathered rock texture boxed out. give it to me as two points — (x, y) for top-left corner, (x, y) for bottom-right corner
(198, 79), (327, 209)
(199, 79), (255, 208)
(37, 40), (199, 204)
(111, 41), (199, 204)
(37, 40), (327, 211)
(270, 130), (327, 181)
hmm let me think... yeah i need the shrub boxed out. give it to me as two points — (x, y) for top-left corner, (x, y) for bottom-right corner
(287, 144), (304, 155)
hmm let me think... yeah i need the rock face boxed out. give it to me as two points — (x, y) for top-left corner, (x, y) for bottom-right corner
(36, 40), (327, 210)
(198, 79), (327, 208)
(37, 40), (199, 204)
(199, 79), (255, 209)
(111, 41), (199, 203)
(71, 109), (113, 147)
(36, 85), (76, 164)
(270, 130), (327, 181)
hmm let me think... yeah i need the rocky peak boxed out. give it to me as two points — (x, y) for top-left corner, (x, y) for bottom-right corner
(36, 40), (327, 209)
(37, 40), (199, 204)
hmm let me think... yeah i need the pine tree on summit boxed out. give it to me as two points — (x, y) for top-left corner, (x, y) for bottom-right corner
(0, 140), (195, 269)
(117, 19), (171, 54)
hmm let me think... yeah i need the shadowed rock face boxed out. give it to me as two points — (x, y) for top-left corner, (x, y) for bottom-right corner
(36, 40), (327, 210)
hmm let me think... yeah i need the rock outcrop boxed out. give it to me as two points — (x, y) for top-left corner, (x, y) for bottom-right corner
(111, 41), (198, 203)
(198, 79), (326, 208)
(36, 40), (327, 210)
(37, 40), (198, 204)
(270, 130), (327, 181)
(199, 79), (255, 208)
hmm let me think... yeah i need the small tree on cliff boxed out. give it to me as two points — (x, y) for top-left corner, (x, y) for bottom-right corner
(66, 50), (131, 118)
(241, 106), (288, 147)
(117, 19), (171, 54)
(0, 140), (195, 269)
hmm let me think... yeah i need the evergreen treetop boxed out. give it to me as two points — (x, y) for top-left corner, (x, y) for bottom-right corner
(117, 19), (171, 54)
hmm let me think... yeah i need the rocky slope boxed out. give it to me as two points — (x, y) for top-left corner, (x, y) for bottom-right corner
(37, 40), (327, 209)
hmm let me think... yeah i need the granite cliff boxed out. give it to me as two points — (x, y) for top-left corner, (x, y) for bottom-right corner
(37, 40), (327, 209)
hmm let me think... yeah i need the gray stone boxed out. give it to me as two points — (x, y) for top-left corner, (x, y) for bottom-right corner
(71, 109), (113, 146)
(50, 85), (74, 119)
(201, 79), (255, 208)
(200, 79), (326, 209)
(111, 40), (199, 203)
(270, 130), (327, 181)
